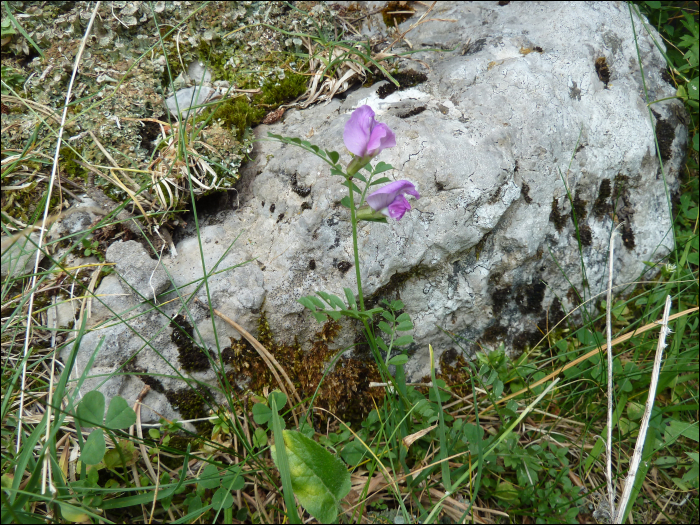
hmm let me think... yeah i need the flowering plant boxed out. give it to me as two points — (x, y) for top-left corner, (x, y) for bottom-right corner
(266, 104), (420, 520)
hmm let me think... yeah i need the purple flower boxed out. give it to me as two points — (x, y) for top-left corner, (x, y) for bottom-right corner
(366, 180), (421, 220)
(343, 105), (396, 159)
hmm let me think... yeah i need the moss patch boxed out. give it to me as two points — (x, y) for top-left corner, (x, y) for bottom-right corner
(593, 179), (612, 219)
(170, 314), (213, 372)
(377, 69), (428, 99)
(223, 312), (384, 423)
(549, 197), (567, 232)
(166, 387), (214, 434)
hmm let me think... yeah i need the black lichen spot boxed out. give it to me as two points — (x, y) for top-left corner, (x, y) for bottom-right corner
(652, 111), (675, 161)
(522, 183), (532, 204)
(595, 56), (610, 86)
(171, 315), (211, 372)
(488, 185), (503, 205)
(533, 46), (543, 53)
(549, 198), (567, 232)
(661, 67), (674, 86)
(291, 172), (311, 197)
(261, 201), (265, 207)
(577, 223), (593, 246)
(269, 203), (275, 213)
(593, 179), (612, 219)
(309, 259), (316, 270)
(513, 329), (541, 352)
(621, 223), (636, 250)
(481, 323), (508, 344)
(571, 191), (588, 222)
(124, 362), (165, 393)
(276, 213), (285, 223)
(300, 201), (312, 211)
(613, 174), (636, 250)
(336, 261), (352, 274)
(436, 181), (445, 191)
(398, 106), (426, 119)
(514, 280), (546, 315)
(491, 287), (510, 316)
(498, 0), (510, 5)
(377, 69), (428, 99)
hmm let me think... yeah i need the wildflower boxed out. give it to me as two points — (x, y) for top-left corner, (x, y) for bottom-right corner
(343, 105), (396, 172)
(365, 180), (421, 221)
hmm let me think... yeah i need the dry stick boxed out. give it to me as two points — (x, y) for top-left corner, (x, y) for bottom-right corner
(26, 0), (102, 494)
(605, 225), (623, 519)
(130, 385), (152, 522)
(197, 299), (302, 426)
(483, 306), (698, 414)
(614, 295), (673, 523)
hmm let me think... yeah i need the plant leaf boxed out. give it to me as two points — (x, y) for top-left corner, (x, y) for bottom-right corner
(81, 429), (106, 465)
(272, 430), (351, 523)
(105, 396), (136, 429)
(76, 390), (105, 427)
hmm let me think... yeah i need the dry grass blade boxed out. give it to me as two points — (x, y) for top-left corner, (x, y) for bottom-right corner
(614, 295), (673, 523)
(200, 300), (302, 425)
(15, 0), (101, 470)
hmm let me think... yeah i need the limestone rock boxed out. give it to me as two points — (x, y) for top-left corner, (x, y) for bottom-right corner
(74, 1), (686, 423)
(105, 240), (170, 301)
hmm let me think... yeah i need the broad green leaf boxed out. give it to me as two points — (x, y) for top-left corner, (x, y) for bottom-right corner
(81, 429), (106, 465)
(665, 420), (699, 443)
(396, 321), (413, 331)
(388, 354), (409, 366)
(59, 502), (90, 523)
(252, 403), (272, 425)
(269, 391), (288, 412)
(272, 430), (351, 523)
(105, 396), (136, 429)
(253, 427), (268, 448)
(341, 440), (366, 466)
(339, 196), (352, 209)
(212, 486), (234, 510)
(354, 173), (367, 183)
(76, 390), (105, 427)
(222, 468), (245, 491)
(198, 464), (220, 490)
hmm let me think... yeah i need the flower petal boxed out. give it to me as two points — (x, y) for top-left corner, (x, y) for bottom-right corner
(387, 194), (411, 220)
(343, 105), (375, 157)
(366, 122), (396, 157)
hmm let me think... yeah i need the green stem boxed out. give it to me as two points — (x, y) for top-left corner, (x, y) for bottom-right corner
(347, 172), (366, 312)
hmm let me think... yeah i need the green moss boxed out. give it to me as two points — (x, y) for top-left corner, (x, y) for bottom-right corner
(165, 387), (214, 434)
(223, 310), (383, 424)
(210, 70), (307, 141)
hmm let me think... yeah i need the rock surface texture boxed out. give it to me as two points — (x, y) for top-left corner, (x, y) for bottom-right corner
(70, 1), (686, 424)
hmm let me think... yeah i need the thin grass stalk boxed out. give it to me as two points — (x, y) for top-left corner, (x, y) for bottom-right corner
(16, 0), (100, 471)
(614, 295), (673, 523)
(605, 225), (622, 518)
